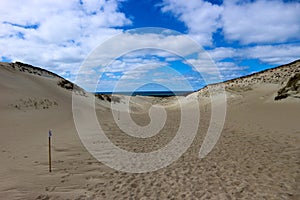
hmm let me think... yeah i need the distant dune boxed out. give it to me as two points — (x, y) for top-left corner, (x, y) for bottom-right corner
(197, 59), (300, 97)
(0, 60), (299, 199)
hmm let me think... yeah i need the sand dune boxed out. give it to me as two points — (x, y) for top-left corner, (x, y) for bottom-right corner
(0, 60), (299, 199)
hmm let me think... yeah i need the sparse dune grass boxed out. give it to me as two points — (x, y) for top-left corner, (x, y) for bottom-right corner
(9, 98), (58, 110)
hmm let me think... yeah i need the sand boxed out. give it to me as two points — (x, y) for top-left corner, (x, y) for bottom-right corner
(0, 61), (299, 199)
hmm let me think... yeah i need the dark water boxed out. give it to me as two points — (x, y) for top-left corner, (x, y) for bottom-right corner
(95, 91), (194, 97)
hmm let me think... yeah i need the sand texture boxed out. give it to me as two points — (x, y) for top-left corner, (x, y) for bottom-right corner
(0, 61), (299, 199)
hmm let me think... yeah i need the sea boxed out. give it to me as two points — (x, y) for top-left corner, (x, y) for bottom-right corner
(95, 91), (194, 97)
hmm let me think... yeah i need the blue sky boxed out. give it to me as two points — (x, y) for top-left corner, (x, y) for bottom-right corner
(0, 0), (299, 92)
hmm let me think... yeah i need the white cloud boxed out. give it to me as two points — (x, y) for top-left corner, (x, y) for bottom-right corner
(161, 0), (300, 46)
(240, 44), (300, 65)
(161, 0), (223, 46)
(205, 44), (300, 65)
(107, 56), (168, 75)
(0, 0), (130, 77)
(222, 0), (300, 44)
(205, 47), (237, 61)
(81, 31), (204, 73)
(186, 56), (250, 82)
(117, 49), (181, 62)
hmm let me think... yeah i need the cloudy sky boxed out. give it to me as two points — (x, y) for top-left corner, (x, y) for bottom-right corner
(0, 0), (299, 92)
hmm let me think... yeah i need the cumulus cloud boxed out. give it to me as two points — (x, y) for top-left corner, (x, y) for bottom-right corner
(160, 0), (223, 46)
(205, 47), (237, 61)
(107, 55), (167, 75)
(240, 44), (300, 65)
(222, 0), (300, 44)
(80, 29), (207, 75)
(185, 56), (248, 82)
(0, 0), (130, 76)
(161, 0), (300, 45)
(206, 44), (300, 65)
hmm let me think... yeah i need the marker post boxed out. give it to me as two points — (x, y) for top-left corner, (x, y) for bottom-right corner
(48, 130), (52, 172)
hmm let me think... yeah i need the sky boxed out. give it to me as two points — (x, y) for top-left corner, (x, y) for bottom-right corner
(0, 0), (299, 92)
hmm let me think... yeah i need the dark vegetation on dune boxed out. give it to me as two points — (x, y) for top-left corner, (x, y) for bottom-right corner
(13, 61), (62, 78)
(10, 98), (58, 110)
(275, 73), (300, 100)
(9, 62), (86, 95)
(57, 79), (86, 95)
(95, 94), (121, 103)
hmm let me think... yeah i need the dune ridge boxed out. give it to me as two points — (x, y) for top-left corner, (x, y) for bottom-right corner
(197, 59), (300, 98)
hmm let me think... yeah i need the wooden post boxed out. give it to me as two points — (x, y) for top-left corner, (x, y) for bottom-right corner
(48, 130), (52, 172)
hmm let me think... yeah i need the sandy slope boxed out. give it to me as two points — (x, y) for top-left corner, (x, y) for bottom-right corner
(0, 61), (299, 199)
